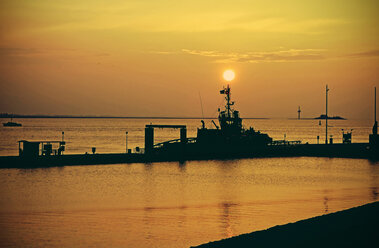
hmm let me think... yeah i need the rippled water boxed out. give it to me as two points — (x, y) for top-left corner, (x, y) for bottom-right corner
(0, 118), (378, 247)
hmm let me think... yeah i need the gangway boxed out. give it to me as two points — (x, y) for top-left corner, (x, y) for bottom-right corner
(145, 124), (187, 154)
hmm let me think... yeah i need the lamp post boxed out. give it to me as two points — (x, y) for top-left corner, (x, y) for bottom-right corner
(325, 84), (329, 144)
(126, 132), (128, 153)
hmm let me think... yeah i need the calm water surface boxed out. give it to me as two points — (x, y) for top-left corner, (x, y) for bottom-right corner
(0, 118), (378, 247)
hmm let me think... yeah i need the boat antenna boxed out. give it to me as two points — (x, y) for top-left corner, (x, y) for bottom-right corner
(325, 84), (329, 144)
(219, 84), (234, 118)
(198, 91), (205, 120)
(375, 86), (377, 123)
(374, 86), (377, 135)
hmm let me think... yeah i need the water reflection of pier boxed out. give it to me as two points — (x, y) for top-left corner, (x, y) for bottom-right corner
(323, 191), (329, 214)
(370, 164), (378, 201)
(220, 202), (238, 238)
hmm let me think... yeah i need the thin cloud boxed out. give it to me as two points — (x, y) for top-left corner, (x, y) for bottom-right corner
(95, 53), (111, 57)
(148, 51), (177, 55)
(343, 50), (379, 58)
(181, 48), (326, 63)
(0, 47), (109, 58)
(0, 47), (42, 56)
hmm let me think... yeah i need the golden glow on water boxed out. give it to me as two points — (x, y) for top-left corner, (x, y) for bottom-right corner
(0, 158), (378, 247)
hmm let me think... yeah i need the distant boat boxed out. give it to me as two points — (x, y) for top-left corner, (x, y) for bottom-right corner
(315, 114), (346, 120)
(3, 117), (22, 127)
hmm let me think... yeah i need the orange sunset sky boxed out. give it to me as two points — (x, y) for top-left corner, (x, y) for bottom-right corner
(0, 0), (378, 119)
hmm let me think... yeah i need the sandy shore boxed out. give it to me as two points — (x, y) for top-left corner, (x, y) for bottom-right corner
(192, 201), (378, 248)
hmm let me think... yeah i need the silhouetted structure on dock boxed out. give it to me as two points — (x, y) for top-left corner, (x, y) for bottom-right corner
(18, 132), (66, 158)
(341, 129), (353, 144)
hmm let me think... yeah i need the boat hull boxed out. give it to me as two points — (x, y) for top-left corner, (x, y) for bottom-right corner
(3, 122), (22, 127)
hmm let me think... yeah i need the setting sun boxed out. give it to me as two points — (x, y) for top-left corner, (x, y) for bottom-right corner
(223, 70), (235, 82)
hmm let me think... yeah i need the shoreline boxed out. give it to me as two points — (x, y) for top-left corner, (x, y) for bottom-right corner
(192, 201), (379, 248)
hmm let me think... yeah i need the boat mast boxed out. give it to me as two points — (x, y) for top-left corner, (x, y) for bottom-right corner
(325, 84), (329, 144)
(226, 84), (231, 118)
(220, 83), (234, 119)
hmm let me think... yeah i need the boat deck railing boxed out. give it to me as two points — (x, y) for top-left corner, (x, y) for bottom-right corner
(153, 138), (302, 149)
(269, 140), (302, 146)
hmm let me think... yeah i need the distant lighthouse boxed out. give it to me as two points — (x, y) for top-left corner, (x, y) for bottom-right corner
(297, 106), (301, 119)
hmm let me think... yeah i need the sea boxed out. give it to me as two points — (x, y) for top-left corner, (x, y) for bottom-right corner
(0, 118), (378, 247)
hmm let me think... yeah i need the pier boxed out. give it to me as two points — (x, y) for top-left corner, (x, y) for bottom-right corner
(0, 142), (377, 169)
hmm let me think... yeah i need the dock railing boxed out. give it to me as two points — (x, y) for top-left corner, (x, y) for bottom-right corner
(153, 137), (197, 149)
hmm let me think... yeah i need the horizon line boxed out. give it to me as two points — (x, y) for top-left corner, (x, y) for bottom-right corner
(0, 113), (270, 120)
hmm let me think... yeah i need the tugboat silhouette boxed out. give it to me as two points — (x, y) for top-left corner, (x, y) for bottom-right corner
(148, 70), (274, 158)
